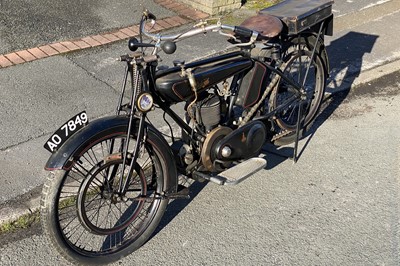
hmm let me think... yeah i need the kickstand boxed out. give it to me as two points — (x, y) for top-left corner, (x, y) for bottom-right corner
(293, 99), (305, 163)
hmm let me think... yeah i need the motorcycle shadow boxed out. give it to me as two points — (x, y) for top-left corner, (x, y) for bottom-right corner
(151, 179), (208, 237)
(260, 94), (351, 166)
(264, 31), (379, 165)
(260, 87), (355, 166)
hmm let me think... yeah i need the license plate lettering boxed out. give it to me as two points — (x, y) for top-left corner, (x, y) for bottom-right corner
(44, 111), (88, 153)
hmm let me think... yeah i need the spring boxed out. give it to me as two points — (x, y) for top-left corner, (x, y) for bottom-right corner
(132, 64), (142, 102)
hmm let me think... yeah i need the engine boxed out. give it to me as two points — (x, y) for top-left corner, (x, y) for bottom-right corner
(178, 91), (265, 174)
(191, 93), (224, 132)
(171, 92), (225, 171)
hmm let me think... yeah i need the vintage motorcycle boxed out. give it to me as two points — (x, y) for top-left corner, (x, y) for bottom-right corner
(41, 0), (334, 264)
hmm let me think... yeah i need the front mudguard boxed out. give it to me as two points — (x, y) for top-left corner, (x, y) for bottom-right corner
(44, 115), (178, 194)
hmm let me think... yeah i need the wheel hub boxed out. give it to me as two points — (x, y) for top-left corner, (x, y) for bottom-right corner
(76, 159), (147, 235)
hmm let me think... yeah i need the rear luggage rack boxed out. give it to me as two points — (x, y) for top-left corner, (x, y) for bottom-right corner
(260, 0), (334, 35)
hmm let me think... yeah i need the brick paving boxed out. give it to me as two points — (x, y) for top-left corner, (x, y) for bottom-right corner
(0, 0), (209, 69)
(4, 53), (25, 64)
(38, 45), (59, 56)
(27, 48), (48, 59)
(59, 42), (81, 51)
(0, 55), (13, 67)
(102, 34), (120, 42)
(73, 40), (91, 49)
(81, 37), (102, 47)
(50, 43), (70, 53)
(15, 50), (36, 62)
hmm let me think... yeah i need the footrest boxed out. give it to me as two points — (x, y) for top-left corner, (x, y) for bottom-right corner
(210, 158), (267, 186)
(165, 185), (190, 199)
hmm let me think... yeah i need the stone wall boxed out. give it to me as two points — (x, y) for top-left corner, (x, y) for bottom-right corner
(177, 0), (243, 15)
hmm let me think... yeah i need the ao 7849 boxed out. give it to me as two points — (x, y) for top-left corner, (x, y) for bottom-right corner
(44, 111), (88, 153)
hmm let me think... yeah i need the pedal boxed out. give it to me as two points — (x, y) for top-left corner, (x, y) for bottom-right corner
(203, 158), (267, 186)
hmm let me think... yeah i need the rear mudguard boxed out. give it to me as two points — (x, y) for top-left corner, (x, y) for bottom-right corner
(44, 115), (178, 194)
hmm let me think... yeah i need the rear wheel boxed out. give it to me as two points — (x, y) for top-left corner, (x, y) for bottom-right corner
(41, 131), (170, 265)
(270, 47), (325, 145)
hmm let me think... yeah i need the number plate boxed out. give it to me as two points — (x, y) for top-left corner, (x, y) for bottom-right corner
(44, 111), (89, 153)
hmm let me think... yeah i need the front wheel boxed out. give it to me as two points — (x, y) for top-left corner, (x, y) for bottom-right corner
(41, 131), (170, 265)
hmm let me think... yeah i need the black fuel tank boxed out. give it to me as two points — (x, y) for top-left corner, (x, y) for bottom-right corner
(155, 57), (253, 103)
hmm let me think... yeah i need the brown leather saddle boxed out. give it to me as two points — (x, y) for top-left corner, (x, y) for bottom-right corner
(239, 14), (283, 40)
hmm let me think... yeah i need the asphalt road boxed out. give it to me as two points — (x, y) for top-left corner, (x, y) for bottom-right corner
(333, 0), (384, 16)
(0, 0), (175, 54)
(1, 0), (400, 264)
(1, 70), (399, 265)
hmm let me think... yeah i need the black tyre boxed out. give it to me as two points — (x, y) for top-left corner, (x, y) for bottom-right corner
(270, 47), (325, 145)
(41, 130), (170, 265)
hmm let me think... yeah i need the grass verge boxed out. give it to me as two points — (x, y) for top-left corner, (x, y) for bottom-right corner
(245, 0), (281, 10)
(0, 210), (40, 234)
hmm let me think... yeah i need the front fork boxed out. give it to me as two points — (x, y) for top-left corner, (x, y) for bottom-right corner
(108, 57), (148, 195)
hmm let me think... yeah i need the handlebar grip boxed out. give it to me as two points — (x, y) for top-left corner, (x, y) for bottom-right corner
(144, 10), (157, 21)
(234, 26), (254, 39)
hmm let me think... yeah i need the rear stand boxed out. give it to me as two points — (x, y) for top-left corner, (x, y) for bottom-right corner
(293, 98), (305, 163)
(266, 21), (326, 163)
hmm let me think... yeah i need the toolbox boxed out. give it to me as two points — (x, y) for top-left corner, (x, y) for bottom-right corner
(260, 0), (334, 35)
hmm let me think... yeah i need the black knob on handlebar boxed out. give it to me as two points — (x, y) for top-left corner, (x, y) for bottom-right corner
(144, 10), (157, 21)
(161, 41), (177, 54)
(147, 12), (157, 21)
(128, 38), (140, 52)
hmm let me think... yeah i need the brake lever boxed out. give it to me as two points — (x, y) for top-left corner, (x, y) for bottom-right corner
(226, 32), (258, 49)
(218, 30), (237, 40)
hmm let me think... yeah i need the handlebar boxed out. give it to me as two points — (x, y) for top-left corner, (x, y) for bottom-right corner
(139, 11), (259, 50)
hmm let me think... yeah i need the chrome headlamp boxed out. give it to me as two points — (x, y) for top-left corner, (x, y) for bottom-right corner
(136, 93), (154, 112)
